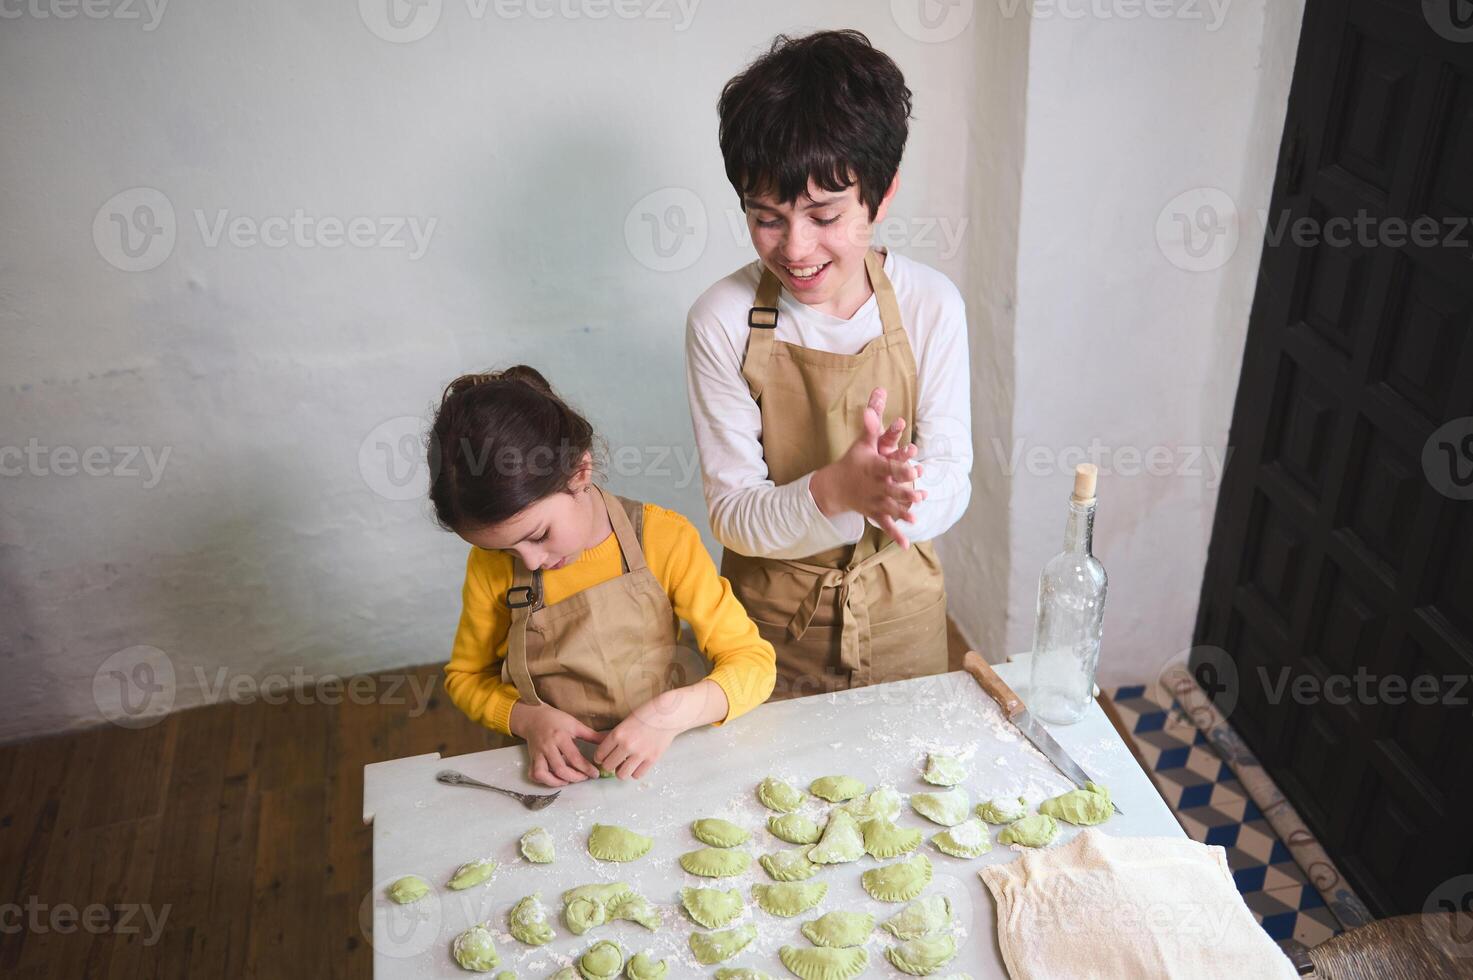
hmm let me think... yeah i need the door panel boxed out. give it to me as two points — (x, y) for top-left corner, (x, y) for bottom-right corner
(1195, 0), (1473, 916)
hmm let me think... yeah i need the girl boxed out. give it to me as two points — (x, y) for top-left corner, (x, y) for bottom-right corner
(433, 366), (776, 786)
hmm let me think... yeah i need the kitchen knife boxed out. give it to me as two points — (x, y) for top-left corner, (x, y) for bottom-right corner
(962, 650), (1123, 815)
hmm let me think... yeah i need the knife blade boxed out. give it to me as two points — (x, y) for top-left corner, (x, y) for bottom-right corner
(962, 651), (1123, 815)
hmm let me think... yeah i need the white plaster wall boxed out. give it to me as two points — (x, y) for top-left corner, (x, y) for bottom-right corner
(997, 0), (1306, 686)
(0, 1), (981, 741)
(939, 0), (1031, 665)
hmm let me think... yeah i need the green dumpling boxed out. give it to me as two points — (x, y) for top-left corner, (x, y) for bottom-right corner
(549, 970), (579, 980)
(561, 883), (635, 934)
(809, 775), (866, 802)
(887, 932), (959, 976)
(507, 893), (555, 945)
(680, 887), (744, 928)
(386, 875), (430, 904)
(689, 923), (757, 965)
(448, 857), (497, 890)
(862, 818), (923, 859)
(519, 826), (555, 863)
(882, 895), (951, 940)
(679, 847), (751, 878)
(768, 812), (823, 844)
(575, 939), (624, 980)
(752, 880), (828, 917)
(931, 818), (992, 859)
(975, 796), (1028, 824)
(451, 922), (500, 972)
(843, 785), (904, 822)
(714, 969), (777, 980)
(921, 753), (967, 787)
(756, 776), (807, 812)
(587, 824), (653, 862)
(911, 790), (971, 827)
(861, 853), (933, 903)
(997, 813), (1059, 847)
(693, 817), (751, 847)
(779, 944), (870, 980)
(807, 809), (864, 864)
(492, 972), (515, 980)
(608, 892), (659, 930)
(759, 847), (819, 881)
(801, 910), (874, 948)
(624, 950), (668, 980)
(1038, 782), (1112, 826)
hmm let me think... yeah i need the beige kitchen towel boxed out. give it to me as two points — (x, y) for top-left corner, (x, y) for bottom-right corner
(979, 830), (1299, 980)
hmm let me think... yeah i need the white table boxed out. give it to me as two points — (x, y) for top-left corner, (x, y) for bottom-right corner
(363, 662), (1183, 978)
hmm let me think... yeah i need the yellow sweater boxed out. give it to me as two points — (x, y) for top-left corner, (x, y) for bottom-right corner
(445, 501), (777, 736)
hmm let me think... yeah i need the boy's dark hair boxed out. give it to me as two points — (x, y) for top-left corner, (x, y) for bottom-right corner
(718, 29), (912, 220)
(427, 365), (595, 533)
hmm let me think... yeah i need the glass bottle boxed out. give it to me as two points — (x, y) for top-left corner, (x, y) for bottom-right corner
(1028, 463), (1108, 724)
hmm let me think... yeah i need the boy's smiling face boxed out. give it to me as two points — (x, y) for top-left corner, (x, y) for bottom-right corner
(744, 175), (898, 319)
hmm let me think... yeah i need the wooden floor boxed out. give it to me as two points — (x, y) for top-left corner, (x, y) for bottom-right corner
(0, 629), (972, 978)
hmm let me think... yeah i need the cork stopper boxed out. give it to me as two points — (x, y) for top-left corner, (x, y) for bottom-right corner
(1071, 463), (1098, 504)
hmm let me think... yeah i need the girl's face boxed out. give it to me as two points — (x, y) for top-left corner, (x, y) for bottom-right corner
(458, 465), (603, 572)
(745, 175), (898, 319)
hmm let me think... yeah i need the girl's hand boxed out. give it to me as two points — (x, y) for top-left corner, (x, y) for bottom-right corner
(594, 682), (728, 781)
(509, 702), (604, 787)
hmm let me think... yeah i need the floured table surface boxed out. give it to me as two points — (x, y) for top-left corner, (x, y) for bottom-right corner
(363, 663), (1184, 978)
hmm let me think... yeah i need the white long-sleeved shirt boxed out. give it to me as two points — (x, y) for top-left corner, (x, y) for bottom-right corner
(685, 250), (973, 560)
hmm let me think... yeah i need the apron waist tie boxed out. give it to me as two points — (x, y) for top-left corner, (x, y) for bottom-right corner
(782, 546), (894, 678)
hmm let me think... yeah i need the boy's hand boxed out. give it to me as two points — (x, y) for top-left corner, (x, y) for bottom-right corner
(810, 387), (927, 548)
(509, 702), (604, 787)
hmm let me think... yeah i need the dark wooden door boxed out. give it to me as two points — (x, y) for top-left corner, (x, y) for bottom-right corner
(1194, 0), (1473, 917)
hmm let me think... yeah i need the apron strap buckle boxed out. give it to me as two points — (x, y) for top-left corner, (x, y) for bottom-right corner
(748, 306), (779, 329)
(507, 583), (541, 609)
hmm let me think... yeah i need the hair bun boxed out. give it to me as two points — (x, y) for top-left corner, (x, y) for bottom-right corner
(490, 364), (553, 393)
(443, 364), (553, 400)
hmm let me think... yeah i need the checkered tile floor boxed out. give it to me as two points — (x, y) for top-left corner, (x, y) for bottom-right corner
(1111, 683), (1343, 948)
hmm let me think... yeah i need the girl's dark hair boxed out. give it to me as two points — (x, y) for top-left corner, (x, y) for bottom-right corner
(718, 29), (912, 220)
(427, 365), (595, 533)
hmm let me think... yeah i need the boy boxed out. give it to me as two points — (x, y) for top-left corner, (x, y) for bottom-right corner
(685, 29), (973, 700)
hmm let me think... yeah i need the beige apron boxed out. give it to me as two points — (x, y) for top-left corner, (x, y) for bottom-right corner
(720, 250), (949, 700)
(502, 487), (696, 731)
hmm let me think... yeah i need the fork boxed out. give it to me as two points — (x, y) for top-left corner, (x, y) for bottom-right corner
(436, 769), (561, 810)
